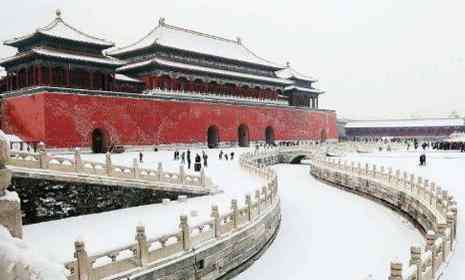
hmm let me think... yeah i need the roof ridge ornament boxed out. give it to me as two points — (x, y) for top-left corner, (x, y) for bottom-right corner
(236, 36), (242, 44)
(159, 17), (166, 26)
(286, 61), (291, 67)
(55, 9), (62, 19)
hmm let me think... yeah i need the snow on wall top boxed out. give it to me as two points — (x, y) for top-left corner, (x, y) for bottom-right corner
(117, 57), (293, 85)
(108, 18), (283, 69)
(275, 64), (317, 82)
(4, 10), (114, 48)
(285, 85), (324, 94)
(114, 73), (143, 83)
(345, 118), (465, 128)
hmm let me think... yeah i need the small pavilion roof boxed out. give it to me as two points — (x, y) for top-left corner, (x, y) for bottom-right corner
(4, 10), (114, 48)
(108, 18), (284, 69)
(275, 63), (317, 82)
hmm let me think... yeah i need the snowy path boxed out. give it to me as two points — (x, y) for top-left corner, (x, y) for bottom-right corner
(235, 164), (423, 280)
(343, 151), (465, 280)
(22, 148), (426, 280)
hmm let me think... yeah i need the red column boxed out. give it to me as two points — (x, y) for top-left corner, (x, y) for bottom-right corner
(6, 75), (10, 91)
(89, 71), (94, 90)
(25, 68), (29, 88)
(37, 66), (42, 85)
(48, 66), (52, 86)
(65, 67), (70, 88)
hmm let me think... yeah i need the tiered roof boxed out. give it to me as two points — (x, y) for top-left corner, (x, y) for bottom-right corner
(108, 18), (283, 69)
(276, 63), (317, 82)
(117, 57), (292, 85)
(4, 10), (114, 48)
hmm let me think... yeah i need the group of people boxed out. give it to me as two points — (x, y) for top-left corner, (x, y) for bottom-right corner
(174, 149), (209, 172)
(218, 150), (234, 160)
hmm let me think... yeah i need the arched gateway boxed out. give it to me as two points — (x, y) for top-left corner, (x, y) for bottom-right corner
(238, 124), (250, 147)
(91, 128), (109, 153)
(207, 125), (220, 148)
(265, 126), (274, 145)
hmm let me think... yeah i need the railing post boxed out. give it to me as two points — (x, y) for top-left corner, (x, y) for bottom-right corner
(255, 189), (261, 215)
(0, 134), (22, 238)
(179, 165), (185, 184)
(200, 167), (207, 187)
(179, 215), (191, 251)
(211, 205), (221, 238)
(39, 146), (48, 169)
(388, 261), (403, 280)
(74, 148), (82, 173)
(133, 158), (140, 178)
(74, 240), (92, 280)
(245, 194), (253, 221)
(135, 224), (149, 266)
(438, 223), (447, 262)
(449, 206), (457, 240)
(157, 162), (163, 181)
(105, 152), (112, 176)
(425, 231), (436, 279)
(262, 186), (268, 205)
(231, 199), (239, 229)
(409, 246), (422, 280)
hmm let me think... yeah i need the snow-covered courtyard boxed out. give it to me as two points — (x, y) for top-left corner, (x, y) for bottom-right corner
(18, 147), (449, 279)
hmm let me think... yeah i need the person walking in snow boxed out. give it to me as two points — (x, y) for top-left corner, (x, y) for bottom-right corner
(181, 152), (185, 164)
(219, 150), (223, 160)
(203, 152), (208, 168)
(187, 149), (191, 169)
(225, 153), (229, 160)
(230, 152), (234, 160)
(139, 152), (143, 163)
(194, 153), (202, 172)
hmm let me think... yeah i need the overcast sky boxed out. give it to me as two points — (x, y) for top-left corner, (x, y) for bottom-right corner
(1, 0), (465, 120)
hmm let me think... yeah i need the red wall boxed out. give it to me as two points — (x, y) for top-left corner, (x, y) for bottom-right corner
(2, 92), (337, 148)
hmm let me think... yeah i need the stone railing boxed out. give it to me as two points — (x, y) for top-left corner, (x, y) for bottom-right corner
(62, 150), (280, 280)
(8, 149), (212, 189)
(145, 88), (289, 106)
(310, 157), (458, 280)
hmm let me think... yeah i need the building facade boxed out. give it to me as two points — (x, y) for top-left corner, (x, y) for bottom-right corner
(0, 11), (336, 151)
(345, 118), (465, 139)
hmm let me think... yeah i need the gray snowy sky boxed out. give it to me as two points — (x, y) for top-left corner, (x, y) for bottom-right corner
(1, 0), (465, 120)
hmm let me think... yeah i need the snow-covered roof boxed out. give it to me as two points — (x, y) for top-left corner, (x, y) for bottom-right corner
(0, 47), (124, 66)
(285, 85), (324, 94)
(276, 64), (317, 82)
(4, 10), (114, 48)
(108, 18), (283, 69)
(114, 73), (143, 83)
(345, 118), (465, 128)
(117, 57), (292, 85)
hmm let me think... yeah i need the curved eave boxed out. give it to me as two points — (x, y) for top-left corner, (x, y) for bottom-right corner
(5, 32), (114, 50)
(117, 58), (292, 86)
(0, 49), (124, 68)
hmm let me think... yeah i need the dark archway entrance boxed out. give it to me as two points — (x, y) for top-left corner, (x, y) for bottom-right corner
(238, 124), (250, 147)
(320, 129), (327, 143)
(265, 126), (274, 145)
(91, 128), (109, 153)
(207, 125), (220, 148)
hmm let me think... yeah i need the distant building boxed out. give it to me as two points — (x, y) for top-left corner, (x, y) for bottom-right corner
(345, 118), (465, 139)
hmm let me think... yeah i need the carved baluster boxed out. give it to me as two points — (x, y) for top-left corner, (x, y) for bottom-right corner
(409, 246), (422, 280)
(135, 224), (149, 266)
(245, 194), (253, 221)
(211, 205), (221, 238)
(74, 240), (92, 280)
(231, 199), (239, 229)
(105, 152), (112, 176)
(179, 215), (191, 251)
(74, 148), (82, 173)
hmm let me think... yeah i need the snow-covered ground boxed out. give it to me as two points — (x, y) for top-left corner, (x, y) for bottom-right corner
(20, 147), (427, 280)
(236, 164), (423, 280)
(23, 148), (264, 263)
(342, 151), (465, 280)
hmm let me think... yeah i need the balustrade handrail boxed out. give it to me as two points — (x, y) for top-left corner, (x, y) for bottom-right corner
(310, 155), (458, 280)
(59, 146), (281, 280)
(8, 149), (211, 189)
